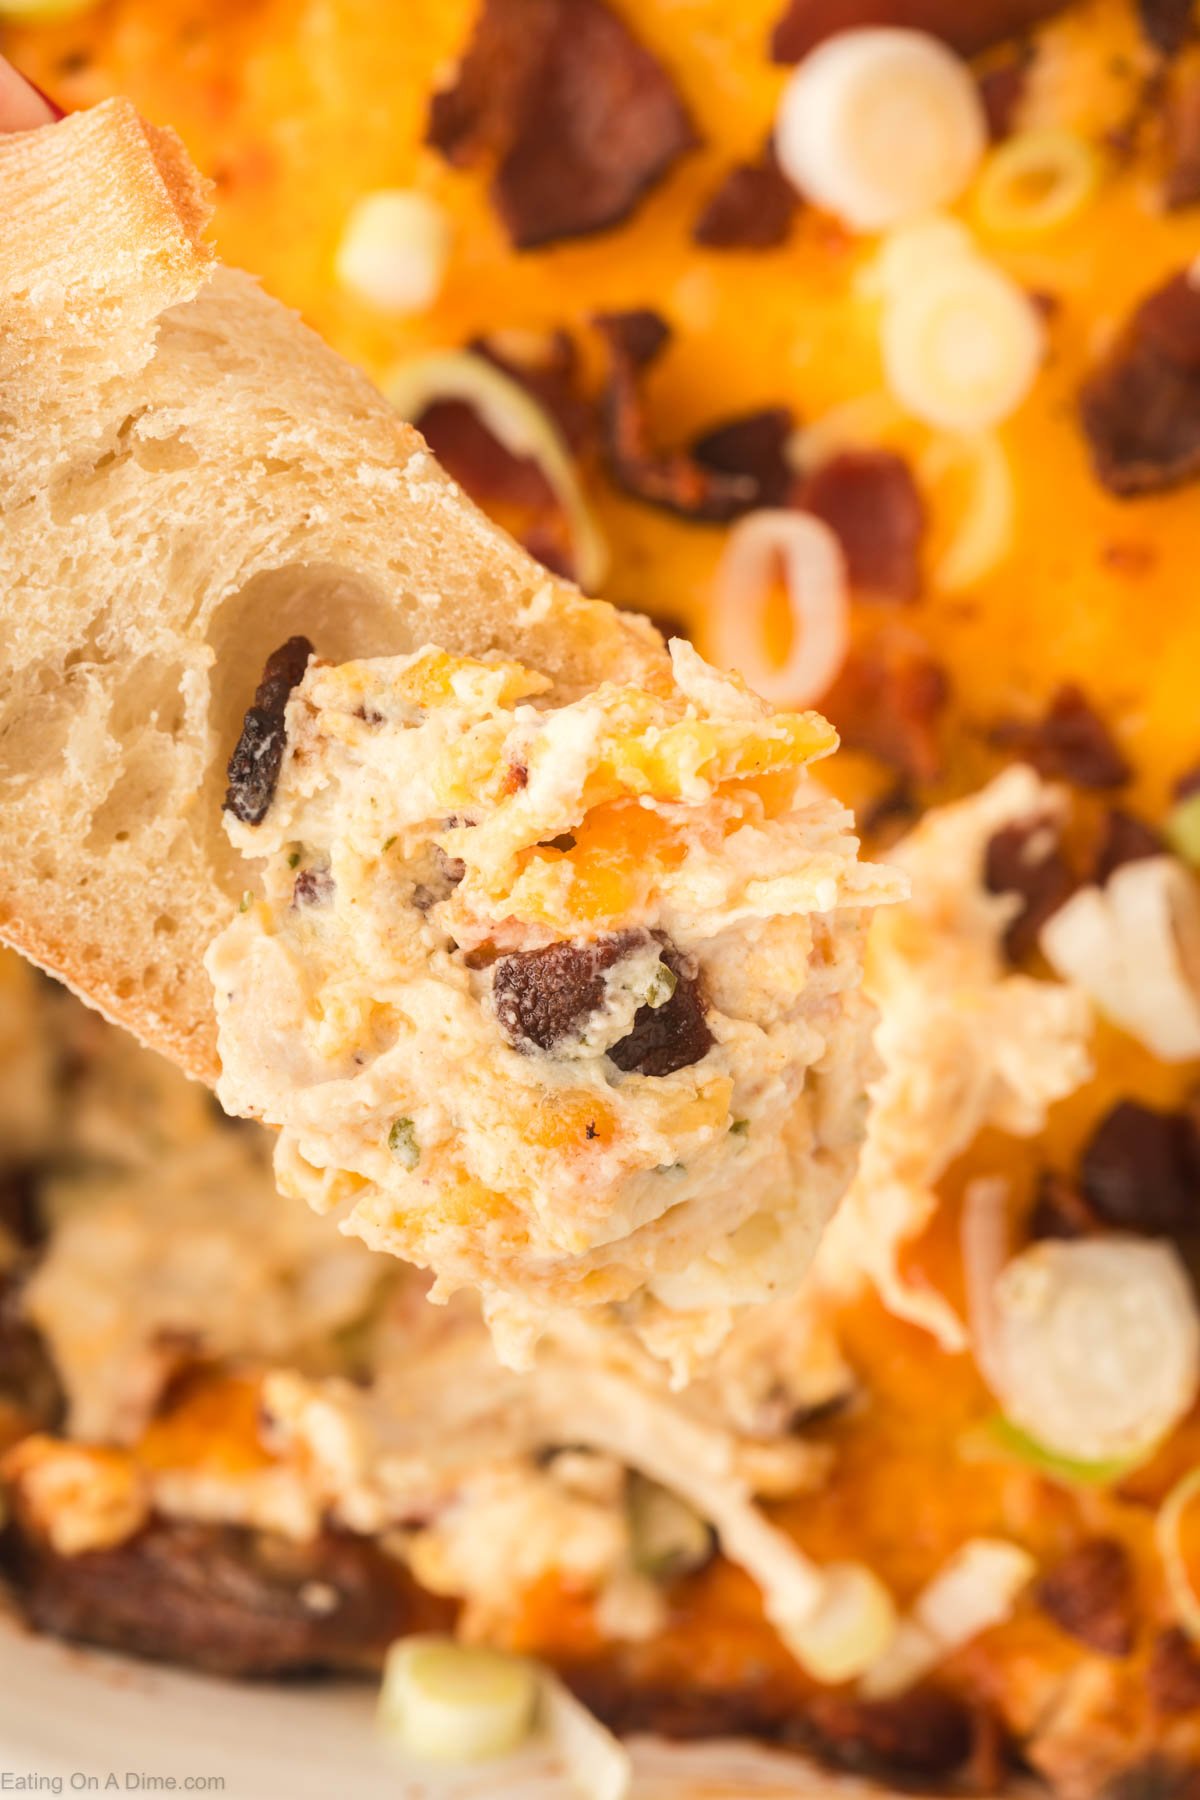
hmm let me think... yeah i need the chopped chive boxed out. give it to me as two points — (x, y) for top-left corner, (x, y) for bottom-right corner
(387, 1116), (420, 1169)
(644, 961), (678, 1009)
(382, 835), (397, 852)
(238, 891), (254, 913)
(730, 1119), (750, 1137)
(287, 850), (302, 869)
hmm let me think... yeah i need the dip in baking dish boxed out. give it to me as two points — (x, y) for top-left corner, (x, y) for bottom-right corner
(7, 0), (1200, 1794)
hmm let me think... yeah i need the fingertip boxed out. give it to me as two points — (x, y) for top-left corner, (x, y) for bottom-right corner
(0, 56), (63, 131)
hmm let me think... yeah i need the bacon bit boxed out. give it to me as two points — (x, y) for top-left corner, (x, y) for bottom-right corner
(791, 449), (926, 603)
(416, 399), (575, 580)
(427, 0), (698, 249)
(1035, 1539), (1136, 1656)
(608, 941), (712, 1077)
(824, 639), (948, 780)
(1139, 0), (1195, 56)
(0, 1168), (43, 1250)
(692, 407), (796, 508)
(983, 815), (1077, 962)
(1149, 1627), (1200, 1713)
(1165, 70), (1200, 207)
(1092, 806), (1165, 883)
(1079, 1099), (1199, 1233)
(291, 867), (334, 909)
(693, 147), (799, 249)
(3, 1515), (445, 1678)
(492, 932), (712, 1075)
(593, 312), (770, 521)
(989, 684), (1130, 789)
(770, 0), (1071, 62)
(1028, 1168), (1101, 1240)
(472, 330), (594, 453)
(806, 1688), (974, 1779)
(224, 636), (314, 827)
(1080, 270), (1200, 497)
(978, 44), (1033, 141)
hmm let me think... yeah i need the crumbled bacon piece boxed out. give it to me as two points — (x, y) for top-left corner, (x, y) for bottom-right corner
(692, 408), (795, 508)
(824, 639), (948, 780)
(1080, 270), (1200, 496)
(593, 312), (771, 520)
(224, 636), (314, 827)
(1036, 1539), (1136, 1656)
(990, 684), (1130, 789)
(2, 1517), (446, 1678)
(417, 398), (575, 580)
(693, 148), (799, 249)
(984, 815), (1077, 962)
(472, 329), (594, 452)
(607, 941), (712, 1077)
(493, 933), (635, 1053)
(1092, 806), (1164, 883)
(292, 867), (334, 909)
(1079, 1099), (1199, 1233)
(1139, 0), (1195, 55)
(770, 0), (1071, 62)
(807, 1688), (975, 1779)
(792, 450), (926, 602)
(1165, 71), (1200, 207)
(0, 1167), (43, 1249)
(427, 0), (697, 250)
(979, 45), (1032, 140)
(492, 931), (712, 1075)
(1149, 1628), (1200, 1713)
(1028, 1168), (1101, 1240)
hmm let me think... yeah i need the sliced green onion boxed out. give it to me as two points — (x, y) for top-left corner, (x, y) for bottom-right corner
(785, 1561), (898, 1685)
(538, 1670), (631, 1800)
(861, 1537), (1034, 1698)
(377, 1637), (537, 1764)
(642, 960), (678, 1010)
(959, 1413), (1138, 1489)
(1167, 794), (1200, 868)
(387, 1117), (420, 1168)
(628, 1474), (714, 1580)
(386, 350), (608, 593)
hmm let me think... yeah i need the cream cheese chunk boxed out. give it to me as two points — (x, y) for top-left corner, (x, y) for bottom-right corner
(206, 637), (902, 1368)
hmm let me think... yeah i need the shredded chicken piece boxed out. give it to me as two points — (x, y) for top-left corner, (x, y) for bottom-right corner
(817, 767), (1093, 1349)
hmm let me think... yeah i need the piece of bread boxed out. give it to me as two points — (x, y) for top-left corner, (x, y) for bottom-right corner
(0, 99), (667, 1083)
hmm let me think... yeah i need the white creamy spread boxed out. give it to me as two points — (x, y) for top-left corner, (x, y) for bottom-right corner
(26, 1126), (383, 1445)
(260, 1278), (836, 1641)
(207, 638), (903, 1367)
(816, 766), (1094, 1348)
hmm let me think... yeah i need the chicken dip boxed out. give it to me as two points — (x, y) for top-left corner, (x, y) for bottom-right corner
(8, 0), (1200, 1795)
(207, 636), (899, 1366)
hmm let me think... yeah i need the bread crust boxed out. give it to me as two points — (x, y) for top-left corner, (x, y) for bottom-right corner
(0, 99), (668, 1082)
